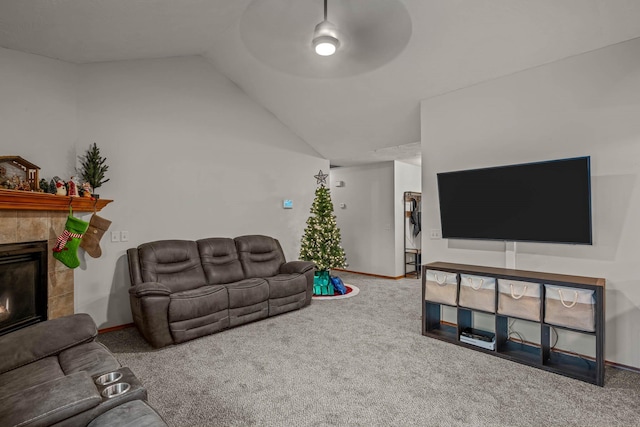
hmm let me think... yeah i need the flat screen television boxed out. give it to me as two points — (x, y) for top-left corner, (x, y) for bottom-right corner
(437, 156), (592, 244)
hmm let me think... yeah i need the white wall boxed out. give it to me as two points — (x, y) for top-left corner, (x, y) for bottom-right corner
(330, 163), (396, 277)
(0, 47), (78, 177)
(2, 50), (328, 329)
(331, 161), (420, 277)
(421, 38), (640, 368)
(394, 161), (421, 276)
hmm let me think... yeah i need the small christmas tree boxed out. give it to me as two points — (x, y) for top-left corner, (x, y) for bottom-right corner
(300, 171), (347, 292)
(78, 143), (109, 193)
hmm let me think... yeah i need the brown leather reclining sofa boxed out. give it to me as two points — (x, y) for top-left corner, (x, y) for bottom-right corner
(127, 235), (315, 348)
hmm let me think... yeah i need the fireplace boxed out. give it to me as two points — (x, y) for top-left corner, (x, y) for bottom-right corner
(0, 193), (112, 324)
(0, 241), (47, 336)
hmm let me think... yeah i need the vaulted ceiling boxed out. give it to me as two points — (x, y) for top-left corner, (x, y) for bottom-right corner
(2, 0), (640, 165)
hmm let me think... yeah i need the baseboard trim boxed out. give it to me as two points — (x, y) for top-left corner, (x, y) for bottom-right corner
(332, 268), (404, 280)
(605, 360), (640, 373)
(98, 323), (134, 334)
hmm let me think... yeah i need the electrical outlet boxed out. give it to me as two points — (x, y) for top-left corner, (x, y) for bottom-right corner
(111, 231), (120, 242)
(430, 229), (441, 239)
(121, 231), (129, 242)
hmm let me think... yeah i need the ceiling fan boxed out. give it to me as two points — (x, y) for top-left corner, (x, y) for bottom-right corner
(312, 0), (340, 56)
(239, 0), (412, 78)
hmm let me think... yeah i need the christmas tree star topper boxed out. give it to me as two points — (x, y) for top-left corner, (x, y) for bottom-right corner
(314, 169), (329, 185)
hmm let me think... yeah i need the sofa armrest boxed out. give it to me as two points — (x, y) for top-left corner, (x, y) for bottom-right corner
(280, 261), (316, 275)
(129, 282), (172, 297)
(87, 400), (168, 427)
(129, 284), (173, 348)
(0, 313), (97, 375)
(0, 371), (101, 427)
(127, 248), (144, 285)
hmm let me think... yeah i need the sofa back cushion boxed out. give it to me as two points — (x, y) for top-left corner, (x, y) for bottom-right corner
(137, 240), (207, 292)
(197, 238), (245, 284)
(235, 235), (285, 278)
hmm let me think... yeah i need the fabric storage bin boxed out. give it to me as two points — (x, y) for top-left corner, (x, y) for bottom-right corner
(544, 285), (595, 332)
(424, 269), (458, 306)
(497, 279), (541, 321)
(458, 274), (496, 312)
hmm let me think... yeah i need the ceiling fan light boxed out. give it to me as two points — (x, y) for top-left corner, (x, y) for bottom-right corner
(312, 20), (340, 56)
(313, 36), (339, 56)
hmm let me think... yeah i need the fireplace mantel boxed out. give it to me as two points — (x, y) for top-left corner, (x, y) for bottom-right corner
(0, 189), (112, 212)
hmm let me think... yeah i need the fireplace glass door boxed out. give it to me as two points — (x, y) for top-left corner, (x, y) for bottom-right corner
(0, 241), (47, 336)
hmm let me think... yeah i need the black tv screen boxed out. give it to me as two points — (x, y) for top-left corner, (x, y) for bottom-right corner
(437, 157), (592, 244)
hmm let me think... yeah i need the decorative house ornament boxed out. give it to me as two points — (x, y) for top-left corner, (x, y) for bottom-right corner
(0, 156), (40, 191)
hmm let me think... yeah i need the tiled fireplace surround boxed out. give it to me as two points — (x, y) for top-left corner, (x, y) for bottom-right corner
(0, 210), (75, 319)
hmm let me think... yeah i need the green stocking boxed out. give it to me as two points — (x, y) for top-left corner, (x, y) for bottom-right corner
(52, 213), (89, 269)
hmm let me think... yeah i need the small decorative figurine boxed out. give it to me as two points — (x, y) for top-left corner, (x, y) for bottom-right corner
(67, 177), (79, 197)
(55, 179), (67, 196)
(39, 179), (49, 193)
(82, 182), (92, 198)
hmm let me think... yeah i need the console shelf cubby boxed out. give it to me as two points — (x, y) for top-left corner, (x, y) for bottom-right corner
(422, 262), (605, 386)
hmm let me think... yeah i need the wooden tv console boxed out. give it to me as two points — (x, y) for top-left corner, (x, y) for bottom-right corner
(422, 262), (605, 386)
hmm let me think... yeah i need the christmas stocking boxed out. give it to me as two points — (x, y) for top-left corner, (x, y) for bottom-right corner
(52, 213), (89, 269)
(80, 214), (112, 258)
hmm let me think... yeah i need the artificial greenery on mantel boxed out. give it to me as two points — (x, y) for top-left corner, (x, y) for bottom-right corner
(78, 143), (110, 194)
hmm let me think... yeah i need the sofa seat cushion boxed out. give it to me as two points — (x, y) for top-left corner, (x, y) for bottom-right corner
(0, 356), (64, 399)
(0, 371), (101, 427)
(169, 285), (229, 322)
(225, 278), (269, 327)
(169, 285), (230, 344)
(266, 274), (308, 316)
(58, 341), (121, 377)
(226, 278), (269, 308)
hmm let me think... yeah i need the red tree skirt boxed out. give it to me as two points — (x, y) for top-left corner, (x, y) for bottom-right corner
(312, 284), (360, 300)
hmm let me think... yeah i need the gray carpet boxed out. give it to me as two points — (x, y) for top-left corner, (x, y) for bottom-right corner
(99, 272), (640, 426)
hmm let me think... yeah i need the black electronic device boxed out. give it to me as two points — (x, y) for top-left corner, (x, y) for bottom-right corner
(460, 328), (494, 342)
(437, 156), (592, 244)
(459, 328), (496, 350)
